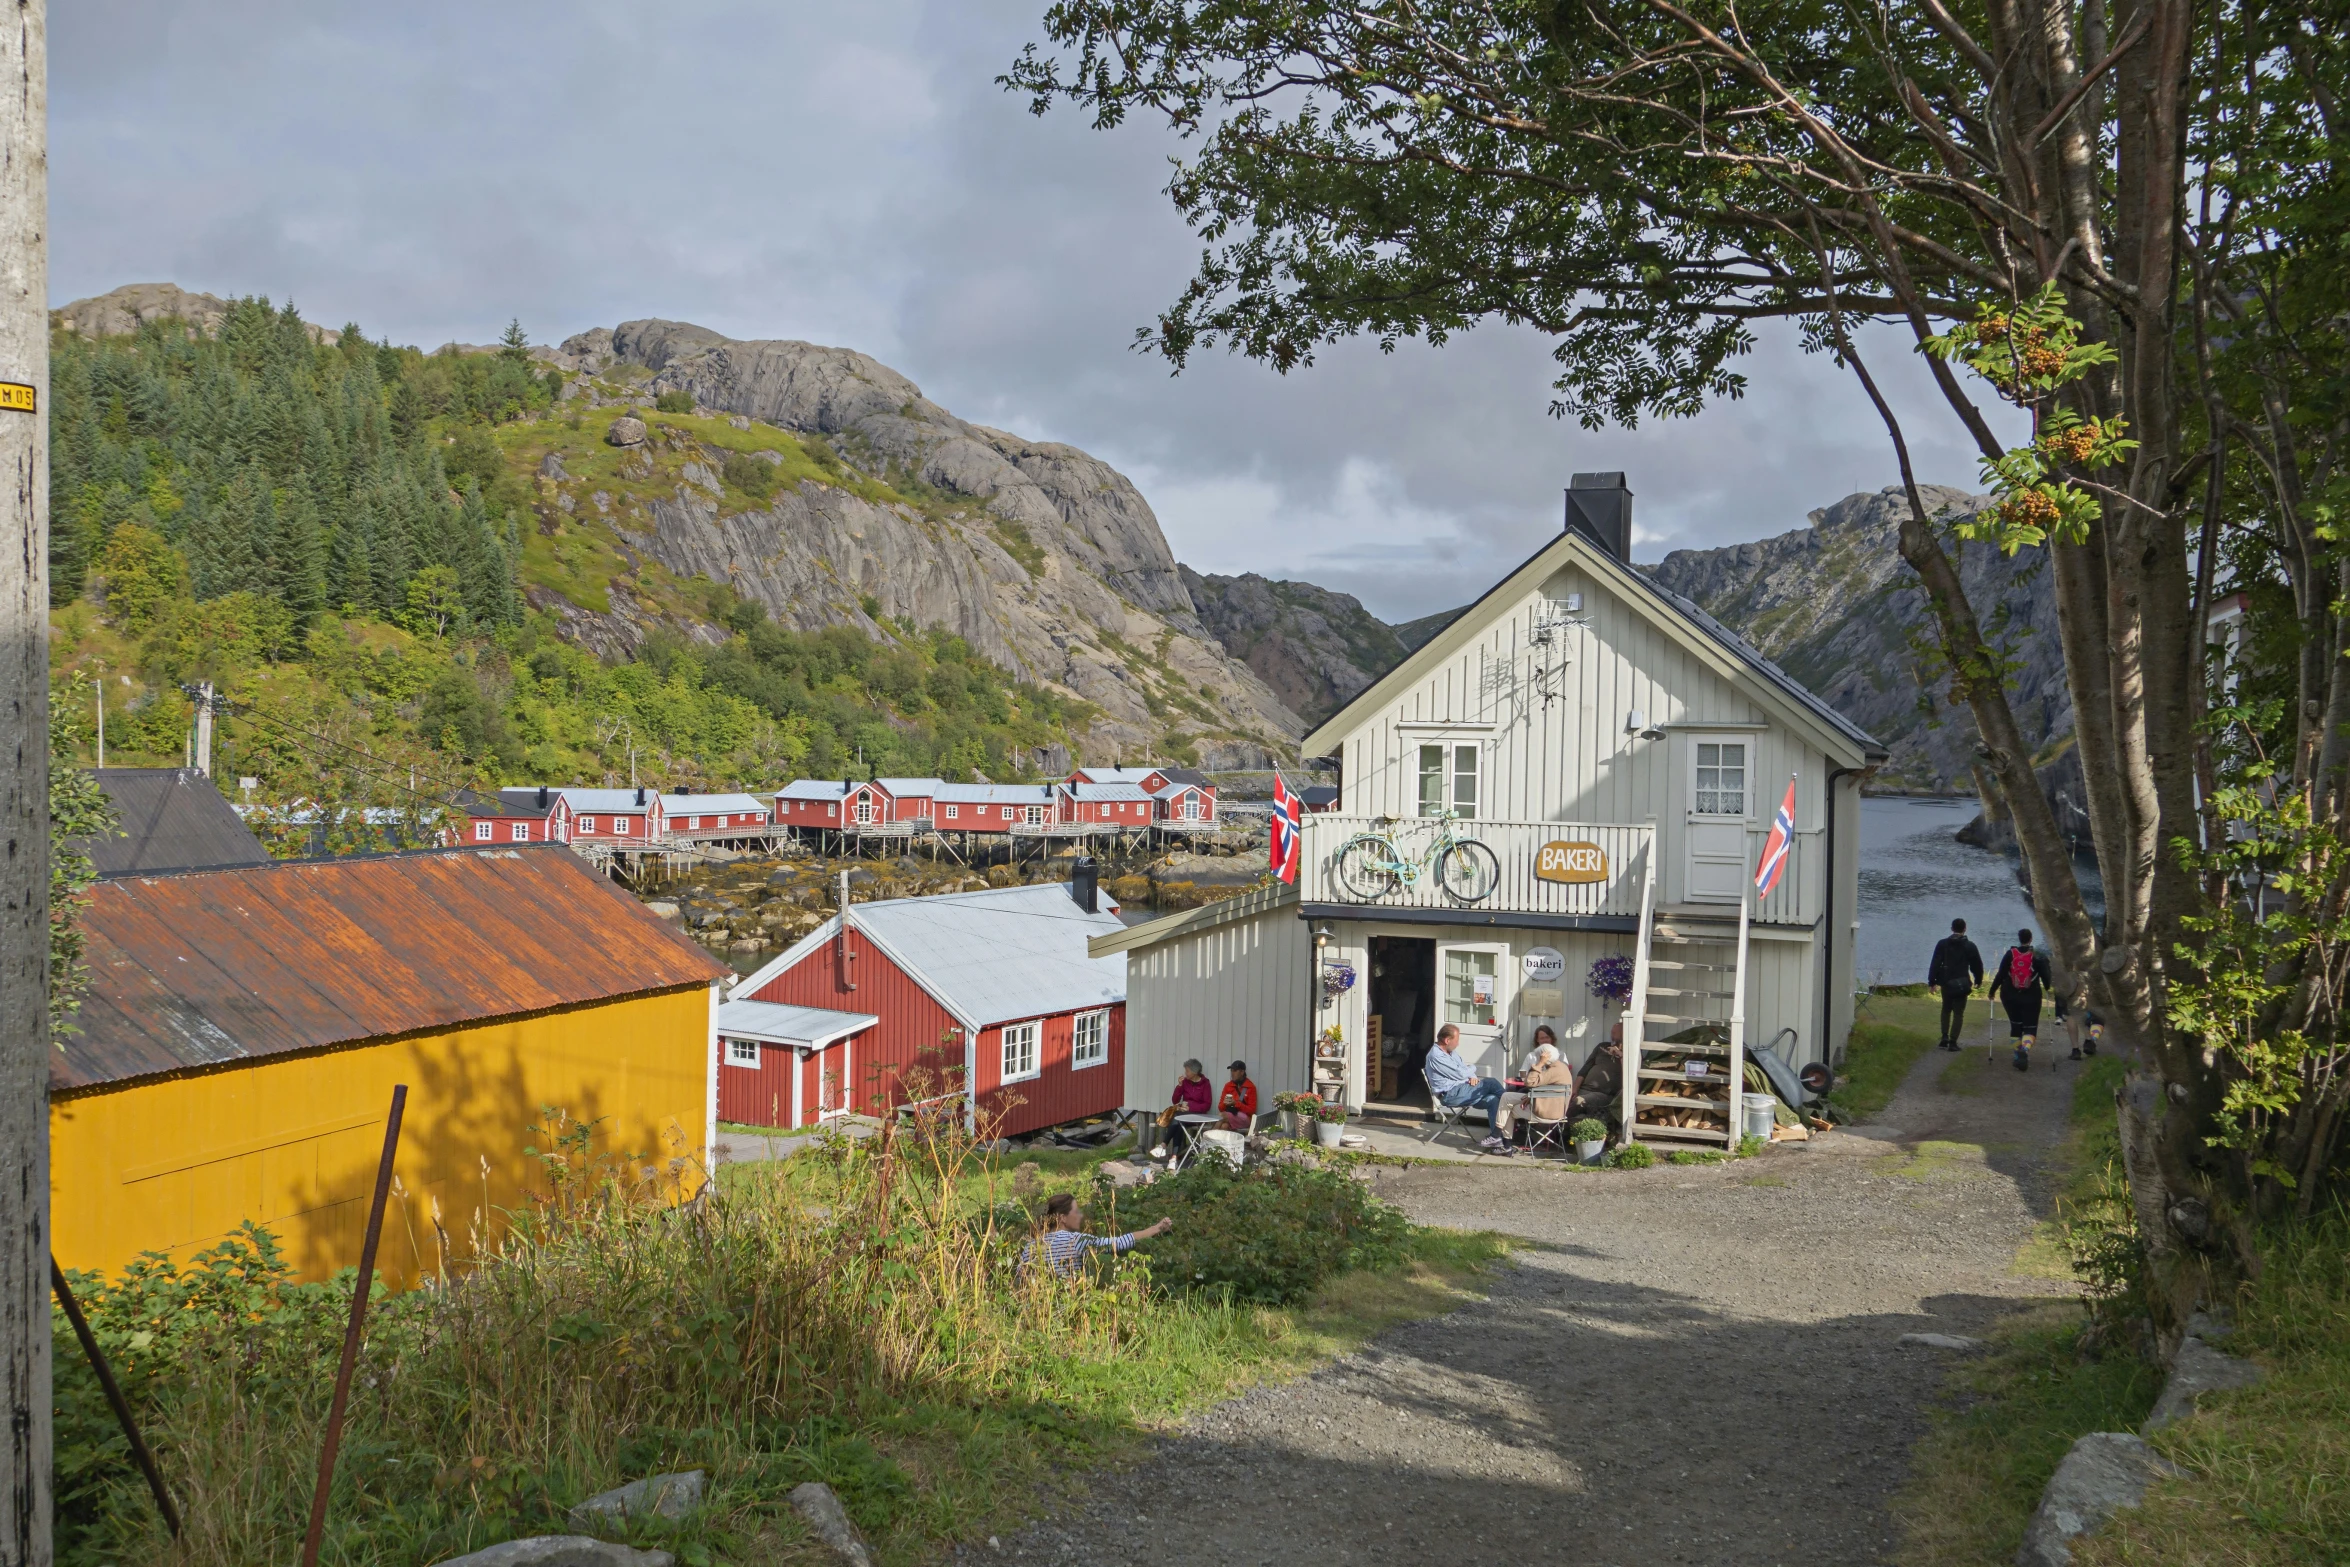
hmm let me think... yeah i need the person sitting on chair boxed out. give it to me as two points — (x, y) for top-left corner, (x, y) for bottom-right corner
(1424, 1023), (1511, 1151)
(1155, 1059), (1214, 1160)
(1571, 1020), (1627, 1125)
(1497, 1032), (1575, 1143)
(1218, 1059), (1258, 1132)
(1020, 1193), (1172, 1277)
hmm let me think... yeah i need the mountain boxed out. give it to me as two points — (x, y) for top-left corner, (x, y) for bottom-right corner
(1646, 486), (2071, 791)
(533, 320), (1303, 766)
(1178, 568), (1411, 726)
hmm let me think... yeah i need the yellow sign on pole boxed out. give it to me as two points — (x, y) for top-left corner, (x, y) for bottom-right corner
(0, 382), (34, 413)
(1535, 840), (1610, 884)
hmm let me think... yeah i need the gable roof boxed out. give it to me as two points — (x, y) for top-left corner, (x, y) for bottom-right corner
(715, 999), (875, 1048)
(735, 883), (1125, 1029)
(874, 777), (944, 795)
(58, 846), (726, 1094)
(1071, 766), (1163, 786)
(500, 787), (659, 813)
(1089, 882), (1299, 958)
(77, 769), (271, 877)
(664, 793), (768, 815)
(1066, 781), (1153, 803)
(934, 782), (1058, 806)
(1300, 528), (1884, 765)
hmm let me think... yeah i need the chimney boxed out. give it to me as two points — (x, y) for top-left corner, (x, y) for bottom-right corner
(635, 785), (645, 807)
(536, 785), (549, 809)
(1070, 855), (1099, 914)
(1564, 472), (1634, 560)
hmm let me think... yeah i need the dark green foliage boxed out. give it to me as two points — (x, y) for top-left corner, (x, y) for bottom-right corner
(48, 298), (537, 630)
(1607, 1143), (1655, 1169)
(53, 1224), (344, 1563)
(721, 450), (777, 501)
(654, 390), (695, 414)
(419, 663), (524, 769)
(1109, 1160), (1412, 1303)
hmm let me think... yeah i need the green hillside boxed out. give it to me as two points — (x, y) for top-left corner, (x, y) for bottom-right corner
(45, 298), (1092, 850)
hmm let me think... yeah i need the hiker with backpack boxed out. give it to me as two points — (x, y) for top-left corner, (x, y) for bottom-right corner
(1926, 918), (1985, 1051)
(1987, 927), (2054, 1071)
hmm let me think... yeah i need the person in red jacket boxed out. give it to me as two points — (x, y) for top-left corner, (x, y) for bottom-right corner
(1219, 1059), (1259, 1131)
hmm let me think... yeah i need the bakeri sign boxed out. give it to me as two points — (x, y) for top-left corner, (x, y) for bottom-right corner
(1534, 840), (1609, 885)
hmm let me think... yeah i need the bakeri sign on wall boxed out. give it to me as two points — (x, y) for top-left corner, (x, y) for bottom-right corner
(1534, 840), (1610, 884)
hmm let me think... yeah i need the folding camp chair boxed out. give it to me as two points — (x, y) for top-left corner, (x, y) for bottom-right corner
(1421, 1092), (1474, 1143)
(1517, 1094), (1574, 1157)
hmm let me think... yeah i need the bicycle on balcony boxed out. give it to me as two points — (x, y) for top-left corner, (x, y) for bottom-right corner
(1333, 810), (1501, 903)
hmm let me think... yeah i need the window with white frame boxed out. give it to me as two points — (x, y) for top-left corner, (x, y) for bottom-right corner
(1072, 1010), (1109, 1070)
(474, 821), (492, 840)
(578, 816), (597, 833)
(615, 817), (632, 834)
(1182, 793), (1201, 821)
(1695, 742), (1749, 816)
(510, 822), (529, 841)
(1001, 805), (1015, 820)
(725, 1037), (761, 1068)
(945, 804), (959, 820)
(855, 796), (875, 824)
(1417, 743), (1480, 817)
(1001, 1020), (1040, 1083)
(1025, 804), (1044, 825)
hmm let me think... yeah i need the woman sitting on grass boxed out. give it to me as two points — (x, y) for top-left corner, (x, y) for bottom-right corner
(1020, 1193), (1173, 1277)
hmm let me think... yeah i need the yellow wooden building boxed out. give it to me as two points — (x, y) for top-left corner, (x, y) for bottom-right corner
(51, 845), (727, 1287)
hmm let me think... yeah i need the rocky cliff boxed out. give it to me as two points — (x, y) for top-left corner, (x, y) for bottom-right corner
(1646, 486), (2072, 791)
(530, 320), (1303, 765)
(1179, 568), (1412, 726)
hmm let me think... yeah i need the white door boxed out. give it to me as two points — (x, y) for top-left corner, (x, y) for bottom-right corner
(1437, 942), (1509, 1075)
(1686, 738), (1750, 902)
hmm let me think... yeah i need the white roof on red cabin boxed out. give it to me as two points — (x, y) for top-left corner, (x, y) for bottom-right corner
(775, 780), (858, 801)
(664, 793), (768, 815)
(934, 782), (1059, 806)
(1072, 766), (1163, 786)
(1151, 781), (1208, 799)
(501, 787), (660, 813)
(735, 882), (1126, 1029)
(875, 777), (944, 796)
(1066, 781), (1154, 802)
(715, 998), (876, 1047)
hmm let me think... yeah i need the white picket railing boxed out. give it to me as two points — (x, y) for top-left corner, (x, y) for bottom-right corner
(1298, 815), (1654, 919)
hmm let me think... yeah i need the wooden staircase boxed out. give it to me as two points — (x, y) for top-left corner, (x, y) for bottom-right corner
(1620, 850), (1751, 1148)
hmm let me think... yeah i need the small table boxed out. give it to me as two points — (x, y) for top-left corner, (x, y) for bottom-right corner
(1169, 1113), (1220, 1168)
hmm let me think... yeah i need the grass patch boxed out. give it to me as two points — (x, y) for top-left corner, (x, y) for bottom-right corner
(2075, 1205), (2350, 1566)
(54, 1126), (1507, 1567)
(1891, 1306), (2165, 1567)
(1831, 992), (1941, 1120)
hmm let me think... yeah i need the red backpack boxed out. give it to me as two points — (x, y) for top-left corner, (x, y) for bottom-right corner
(2006, 947), (2036, 990)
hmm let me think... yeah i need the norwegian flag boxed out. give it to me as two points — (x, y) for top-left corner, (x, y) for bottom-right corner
(1755, 775), (1798, 898)
(1270, 775), (1302, 885)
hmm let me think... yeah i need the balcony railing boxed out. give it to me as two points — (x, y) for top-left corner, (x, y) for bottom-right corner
(1299, 815), (1653, 921)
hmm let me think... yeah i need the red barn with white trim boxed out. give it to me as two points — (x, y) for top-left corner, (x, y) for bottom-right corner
(727, 881), (1127, 1136)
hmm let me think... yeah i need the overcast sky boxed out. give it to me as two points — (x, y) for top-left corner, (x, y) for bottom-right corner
(52, 1), (2019, 621)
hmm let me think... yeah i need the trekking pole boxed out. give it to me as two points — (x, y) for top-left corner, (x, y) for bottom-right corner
(49, 1258), (179, 1537)
(300, 1083), (407, 1567)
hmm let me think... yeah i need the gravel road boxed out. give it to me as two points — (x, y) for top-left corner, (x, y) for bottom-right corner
(997, 1023), (2097, 1566)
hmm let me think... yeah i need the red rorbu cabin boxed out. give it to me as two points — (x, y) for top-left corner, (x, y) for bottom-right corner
(725, 879), (1128, 1136)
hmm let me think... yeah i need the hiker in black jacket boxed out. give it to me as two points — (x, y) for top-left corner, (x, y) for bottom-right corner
(1927, 919), (1985, 1052)
(1988, 927), (2055, 1072)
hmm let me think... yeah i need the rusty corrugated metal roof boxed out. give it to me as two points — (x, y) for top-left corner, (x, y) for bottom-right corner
(57, 845), (726, 1094)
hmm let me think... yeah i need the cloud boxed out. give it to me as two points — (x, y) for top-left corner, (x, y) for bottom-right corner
(51, 0), (2025, 622)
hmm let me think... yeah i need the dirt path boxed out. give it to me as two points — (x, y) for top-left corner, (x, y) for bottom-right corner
(998, 1012), (2099, 1566)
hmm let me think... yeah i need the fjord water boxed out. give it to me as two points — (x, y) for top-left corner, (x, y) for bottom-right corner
(1854, 794), (2043, 988)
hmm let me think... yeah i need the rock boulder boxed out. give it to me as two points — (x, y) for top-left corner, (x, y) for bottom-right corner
(2016, 1432), (2177, 1567)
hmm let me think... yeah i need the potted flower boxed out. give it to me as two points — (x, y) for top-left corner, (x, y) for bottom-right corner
(1570, 1117), (1610, 1165)
(1587, 954), (1635, 1009)
(1314, 1100), (1350, 1148)
(1273, 1091), (1320, 1139)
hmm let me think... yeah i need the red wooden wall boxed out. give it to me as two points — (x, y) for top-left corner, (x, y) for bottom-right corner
(971, 1005), (1125, 1137)
(744, 927), (965, 1117)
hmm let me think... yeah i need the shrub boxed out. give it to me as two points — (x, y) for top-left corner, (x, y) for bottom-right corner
(722, 451), (778, 501)
(1607, 1143), (1655, 1169)
(1734, 1134), (1768, 1158)
(1667, 1148), (1727, 1165)
(1568, 1118), (1608, 1143)
(1113, 1160), (1409, 1304)
(653, 389), (694, 413)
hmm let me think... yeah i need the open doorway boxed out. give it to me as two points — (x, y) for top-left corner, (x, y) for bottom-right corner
(1368, 935), (1436, 1107)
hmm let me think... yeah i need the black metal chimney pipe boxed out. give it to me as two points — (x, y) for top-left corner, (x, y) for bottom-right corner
(1564, 472), (1634, 560)
(1070, 855), (1099, 914)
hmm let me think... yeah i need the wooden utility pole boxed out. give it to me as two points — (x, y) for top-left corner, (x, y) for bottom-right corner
(0, 3), (48, 1563)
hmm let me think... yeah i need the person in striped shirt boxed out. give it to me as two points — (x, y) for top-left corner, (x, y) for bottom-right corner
(1020, 1193), (1172, 1276)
